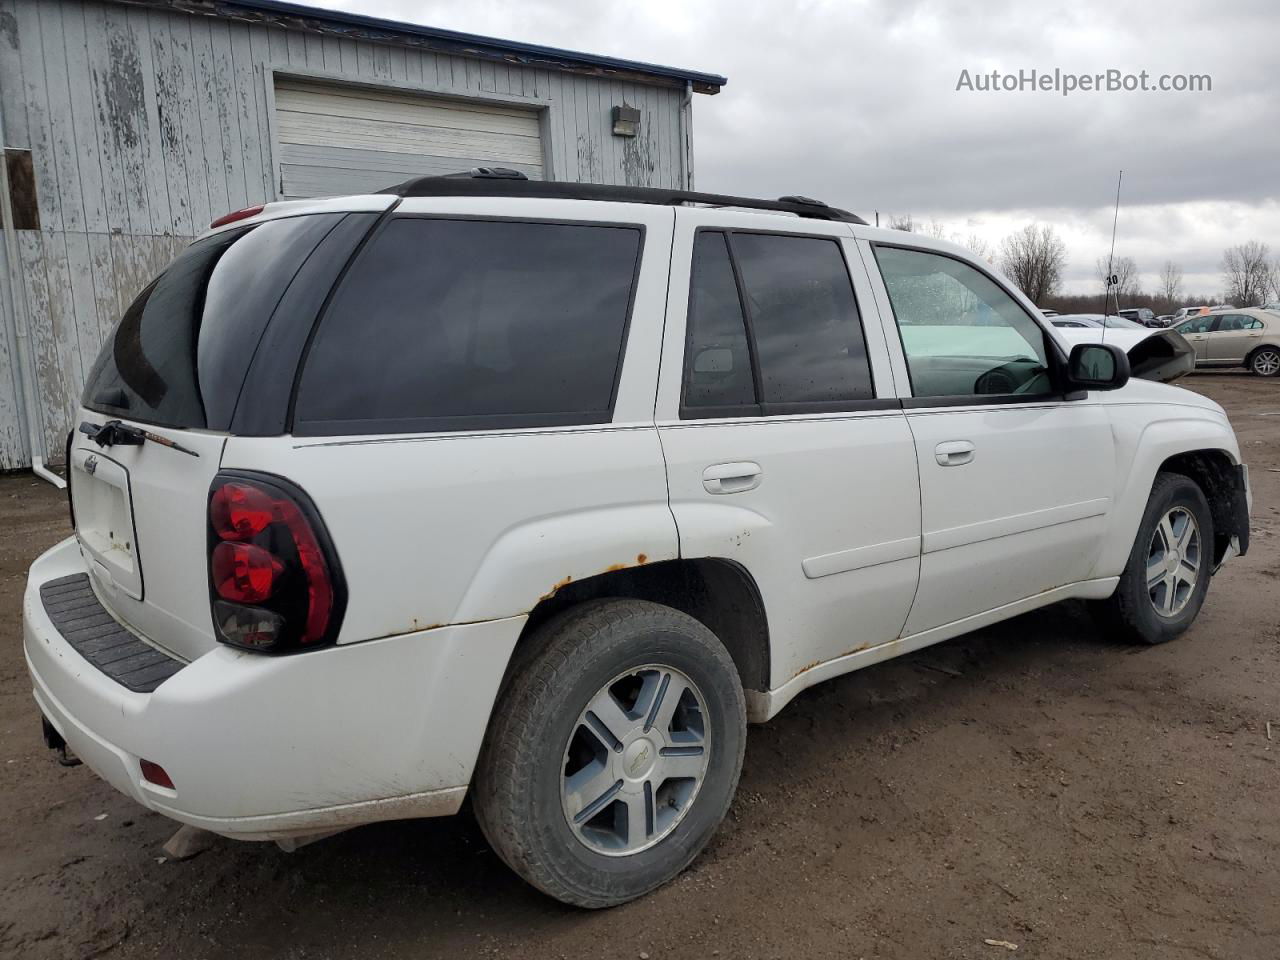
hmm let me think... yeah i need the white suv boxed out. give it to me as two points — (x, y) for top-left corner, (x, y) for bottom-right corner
(25, 173), (1251, 908)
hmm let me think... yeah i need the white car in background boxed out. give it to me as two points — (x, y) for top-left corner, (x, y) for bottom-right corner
(24, 174), (1252, 908)
(1050, 313), (1149, 330)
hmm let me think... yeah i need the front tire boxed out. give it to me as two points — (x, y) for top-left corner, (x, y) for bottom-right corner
(1248, 346), (1280, 377)
(473, 599), (747, 908)
(1091, 472), (1213, 645)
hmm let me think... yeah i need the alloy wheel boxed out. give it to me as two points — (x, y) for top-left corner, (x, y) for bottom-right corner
(561, 665), (711, 856)
(1146, 506), (1201, 618)
(1252, 349), (1280, 376)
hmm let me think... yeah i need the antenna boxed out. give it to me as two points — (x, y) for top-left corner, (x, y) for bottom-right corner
(1101, 170), (1123, 345)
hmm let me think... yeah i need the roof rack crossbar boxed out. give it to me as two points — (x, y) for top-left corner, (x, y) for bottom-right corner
(380, 172), (868, 224)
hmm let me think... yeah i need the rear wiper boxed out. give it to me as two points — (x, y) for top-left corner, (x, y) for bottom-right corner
(78, 420), (200, 458)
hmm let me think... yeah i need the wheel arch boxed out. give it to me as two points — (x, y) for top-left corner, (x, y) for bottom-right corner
(1094, 410), (1247, 579)
(1245, 341), (1280, 373)
(505, 558), (772, 697)
(1157, 449), (1250, 564)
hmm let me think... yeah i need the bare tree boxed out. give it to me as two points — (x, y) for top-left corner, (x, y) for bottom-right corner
(962, 233), (993, 264)
(998, 224), (1067, 304)
(886, 214), (915, 232)
(1159, 260), (1183, 304)
(1221, 240), (1272, 305)
(1096, 255), (1139, 306)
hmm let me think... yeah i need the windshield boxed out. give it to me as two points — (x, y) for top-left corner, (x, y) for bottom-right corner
(82, 215), (342, 430)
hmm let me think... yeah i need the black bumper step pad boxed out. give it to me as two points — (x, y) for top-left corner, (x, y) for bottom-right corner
(39, 574), (185, 693)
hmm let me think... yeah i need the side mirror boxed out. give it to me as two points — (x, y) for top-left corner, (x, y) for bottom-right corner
(1066, 342), (1130, 391)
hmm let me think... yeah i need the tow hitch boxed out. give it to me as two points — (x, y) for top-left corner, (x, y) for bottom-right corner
(41, 716), (81, 767)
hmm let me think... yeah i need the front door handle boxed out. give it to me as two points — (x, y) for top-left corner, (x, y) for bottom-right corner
(703, 461), (762, 494)
(935, 440), (975, 466)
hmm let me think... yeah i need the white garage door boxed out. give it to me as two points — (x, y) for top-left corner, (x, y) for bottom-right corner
(272, 78), (544, 199)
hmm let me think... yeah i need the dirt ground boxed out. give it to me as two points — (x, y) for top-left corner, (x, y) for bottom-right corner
(0, 372), (1276, 960)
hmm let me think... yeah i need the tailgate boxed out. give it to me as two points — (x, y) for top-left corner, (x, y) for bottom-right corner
(70, 410), (226, 661)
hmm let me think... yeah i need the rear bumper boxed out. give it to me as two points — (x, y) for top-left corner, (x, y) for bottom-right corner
(25, 537), (524, 840)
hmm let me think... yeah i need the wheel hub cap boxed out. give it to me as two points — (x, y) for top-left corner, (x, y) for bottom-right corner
(623, 737), (657, 780)
(1147, 507), (1201, 618)
(561, 665), (711, 857)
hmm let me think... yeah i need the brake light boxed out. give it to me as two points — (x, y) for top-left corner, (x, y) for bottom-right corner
(209, 204), (264, 229)
(207, 473), (346, 653)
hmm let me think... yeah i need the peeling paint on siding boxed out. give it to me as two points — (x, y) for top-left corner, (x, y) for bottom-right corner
(0, 0), (690, 468)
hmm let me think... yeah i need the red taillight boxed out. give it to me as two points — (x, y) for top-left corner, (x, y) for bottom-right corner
(140, 759), (175, 789)
(212, 542), (283, 603)
(211, 483), (276, 541)
(207, 473), (345, 653)
(209, 204), (264, 229)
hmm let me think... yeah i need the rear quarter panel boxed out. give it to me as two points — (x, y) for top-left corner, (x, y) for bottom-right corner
(221, 199), (678, 643)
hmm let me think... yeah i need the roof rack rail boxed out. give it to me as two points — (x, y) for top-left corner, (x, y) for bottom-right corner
(380, 171), (868, 224)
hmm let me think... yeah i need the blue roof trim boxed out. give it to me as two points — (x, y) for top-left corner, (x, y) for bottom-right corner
(218, 0), (727, 90)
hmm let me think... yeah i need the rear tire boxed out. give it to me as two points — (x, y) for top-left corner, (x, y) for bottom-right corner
(1090, 472), (1213, 645)
(473, 599), (746, 908)
(1248, 346), (1280, 377)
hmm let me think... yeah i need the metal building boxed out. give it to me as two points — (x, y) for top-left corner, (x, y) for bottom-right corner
(0, 0), (725, 472)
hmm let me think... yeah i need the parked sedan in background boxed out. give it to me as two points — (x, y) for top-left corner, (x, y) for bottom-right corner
(1173, 308), (1280, 376)
(1051, 314), (1149, 330)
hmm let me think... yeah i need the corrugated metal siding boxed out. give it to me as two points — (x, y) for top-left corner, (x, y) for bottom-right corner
(0, 0), (690, 469)
(274, 78), (544, 198)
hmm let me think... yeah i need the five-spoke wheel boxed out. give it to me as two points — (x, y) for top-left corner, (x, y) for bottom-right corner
(1091, 471), (1214, 645)
(1146, 506), (1201, 618)
(562, 666), (710, 856)
(474, 599), (746, 908)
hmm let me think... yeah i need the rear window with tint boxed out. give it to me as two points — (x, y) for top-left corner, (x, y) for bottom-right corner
(293, 217), (644, 435)
(82, 214), (342, 430)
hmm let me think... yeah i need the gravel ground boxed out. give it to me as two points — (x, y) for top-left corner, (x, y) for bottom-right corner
(0, 372), (1276, 960)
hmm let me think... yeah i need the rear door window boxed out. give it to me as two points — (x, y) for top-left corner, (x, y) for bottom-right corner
(681, 230), (874, 417)
(683, 232), (756, 413)
(82, 214), (344, 430)
(293, 218), (643, 435)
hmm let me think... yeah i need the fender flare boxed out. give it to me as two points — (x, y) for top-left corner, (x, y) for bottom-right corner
(1091, 415), (1242, 578)
(450, 503), (679, 624)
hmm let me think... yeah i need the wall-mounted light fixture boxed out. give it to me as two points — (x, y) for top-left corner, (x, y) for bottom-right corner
(612, 105), (640, 137)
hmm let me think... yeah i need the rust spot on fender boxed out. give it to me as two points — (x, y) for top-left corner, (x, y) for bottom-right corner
(540, 575), (574, 602)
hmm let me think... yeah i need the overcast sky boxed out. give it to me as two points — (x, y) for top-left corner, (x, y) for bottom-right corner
(312, 0), (1278, 299)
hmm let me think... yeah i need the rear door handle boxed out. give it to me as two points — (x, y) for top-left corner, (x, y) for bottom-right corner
(935, 440), (975, 466)
(703, 461), (762, 494)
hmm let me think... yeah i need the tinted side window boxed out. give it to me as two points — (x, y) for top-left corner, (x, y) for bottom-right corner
(683, 232), (756, 412)
(82, 214), (342, 430)
(731, 233), (873, 406)
(294, 218), (642, 434)
(874, 245), (1052, 399)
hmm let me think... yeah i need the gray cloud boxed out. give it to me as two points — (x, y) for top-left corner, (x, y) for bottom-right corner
(312, 0), (1280, 296)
